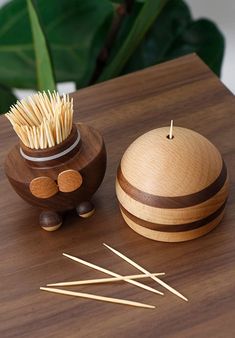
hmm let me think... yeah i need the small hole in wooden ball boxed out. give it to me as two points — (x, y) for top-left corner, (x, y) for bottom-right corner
(166, 134), (174, 139)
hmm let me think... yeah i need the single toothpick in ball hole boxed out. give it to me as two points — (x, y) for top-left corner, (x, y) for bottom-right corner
(167, 120), (174, 139)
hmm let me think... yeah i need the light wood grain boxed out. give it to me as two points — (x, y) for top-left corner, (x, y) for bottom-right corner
(116, 125), (229, 241)
(116, 177), (229, 224)
(120, 127), (223, 196)
(121, 208), (225, 242)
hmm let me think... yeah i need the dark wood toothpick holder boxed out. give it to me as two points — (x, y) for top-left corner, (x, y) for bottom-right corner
(4, 123), (106, 231)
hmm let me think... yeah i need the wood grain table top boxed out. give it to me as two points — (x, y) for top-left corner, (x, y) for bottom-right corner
(0, 54), (235, 338)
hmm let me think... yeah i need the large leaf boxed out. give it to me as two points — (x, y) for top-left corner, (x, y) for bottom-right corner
(163, 19), (224, 76)
(106, 1), (144, 61)
(122, 0), (191, 72)
(109, 0), (224, 77)
(0, 85), (17, 114)
(0, 0), (114, 89)
(27, 0), (56, 91)
(98, 0), (170, 82)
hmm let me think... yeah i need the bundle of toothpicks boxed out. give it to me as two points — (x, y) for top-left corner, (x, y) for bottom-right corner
(41, 243), (188, 309)
(5, 91), (73, 149)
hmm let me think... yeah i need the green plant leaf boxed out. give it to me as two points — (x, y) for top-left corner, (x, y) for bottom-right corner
(106, 1), (144, 62)
(0, 85), (17, 114)
(27, 0), (55, 91)
(98, 0), (170, 82)
(163, 19), (224, 76)
(0, 0), (114, 89)
(121, 0), (224, 76)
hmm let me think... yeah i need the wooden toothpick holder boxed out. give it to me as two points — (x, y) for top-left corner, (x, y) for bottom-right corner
(5, 123), (106, 231)
(116, 126), (229, 242)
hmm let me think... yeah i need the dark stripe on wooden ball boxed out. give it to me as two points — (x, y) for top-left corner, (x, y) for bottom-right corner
(117, 160), (227, 209)
(120, 200), (226, 233)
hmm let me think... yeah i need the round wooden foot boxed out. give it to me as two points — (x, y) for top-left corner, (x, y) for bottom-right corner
(39, 211), (62, 231)
(76, 201), (95, 218)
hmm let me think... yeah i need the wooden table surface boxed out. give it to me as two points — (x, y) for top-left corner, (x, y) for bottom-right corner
(1, 54), (235, 338)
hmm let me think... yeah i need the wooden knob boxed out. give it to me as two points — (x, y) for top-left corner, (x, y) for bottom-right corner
(76, 201), (95, 218)
(29, 176), (58, 199)
(39, 211), (62, 231)
(58, 169), (83, 192)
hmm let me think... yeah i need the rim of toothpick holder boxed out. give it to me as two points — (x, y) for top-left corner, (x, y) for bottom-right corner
(19, 124), (81, 166)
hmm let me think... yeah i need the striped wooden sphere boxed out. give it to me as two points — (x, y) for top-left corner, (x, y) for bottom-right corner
(116, 127), (229, 242)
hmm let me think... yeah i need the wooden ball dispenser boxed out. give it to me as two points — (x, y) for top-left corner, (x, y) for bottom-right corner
(116, 121), (229, 242)
(4, 92), (106, 231)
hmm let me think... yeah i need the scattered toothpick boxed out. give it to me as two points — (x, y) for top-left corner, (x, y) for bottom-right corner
(40, 246), (188, 309)
(63, 253), (163, 296)
(103, 243), (188, 302)
(40, 287), (155, 309)
(47, 272), (165, 287)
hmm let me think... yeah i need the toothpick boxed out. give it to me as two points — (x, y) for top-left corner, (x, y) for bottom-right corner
(169, 120), (174, 139)
(32, 126), (39, 149)
(16, 103), (35, 126)
(25, 126), (34, 148)
(103, 244), (188, 302)
(44, 120), (52, 147)
(47, 272), (165, 287)
(40, 287), (155, 309)
(5, 91), (74, 150)
(13, 125), (28, 147)
(21, 99), (41, 126)
(29, 95), (43, 121)
(63, 253), (163, 296)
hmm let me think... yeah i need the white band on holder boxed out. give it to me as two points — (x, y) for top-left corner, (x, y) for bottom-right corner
(20, 131), (81, 162)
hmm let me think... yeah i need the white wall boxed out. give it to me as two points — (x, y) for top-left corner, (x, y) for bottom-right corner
(0, 0), (234, 96)
(187, 0), (235, 94)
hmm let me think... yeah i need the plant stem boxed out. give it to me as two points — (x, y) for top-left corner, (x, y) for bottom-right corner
(90, 1), (134, 84)
(97, 0), (169, 83)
